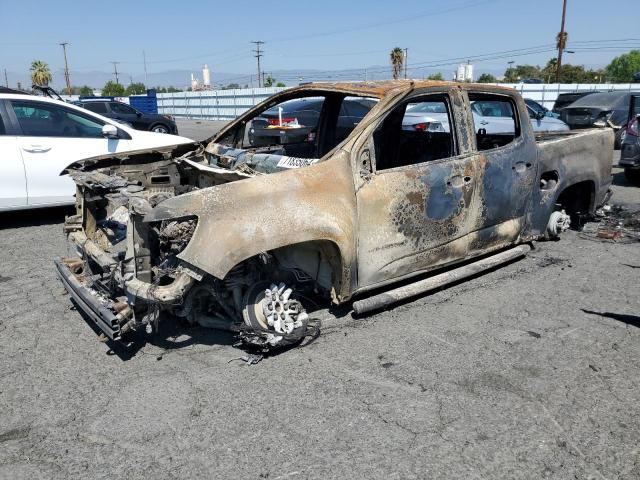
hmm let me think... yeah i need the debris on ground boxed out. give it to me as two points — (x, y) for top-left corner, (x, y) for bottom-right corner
(581, 205), (640, 243)
(234, 318), (321, 355)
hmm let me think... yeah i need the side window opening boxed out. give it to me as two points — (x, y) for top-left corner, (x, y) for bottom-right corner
(334, 96), (378, 146)
(373, 94), (455, 171)
(469, 93), (520, 151)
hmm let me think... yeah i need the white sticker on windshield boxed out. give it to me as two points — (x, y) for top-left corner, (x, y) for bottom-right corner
(276, 156), (318, 169)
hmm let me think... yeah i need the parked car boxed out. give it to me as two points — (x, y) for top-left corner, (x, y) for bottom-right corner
(402, 100), (569, 133)
(247, 97), (378, 154)
(620, 93), (640, 184)
(560, 91), (639, 148)
(55, 81), (612, 346)
(551, 91), (598, 115)
(0, 93), (195, 211)
(74, 99), (178, 134)
(524, 98), (560, 118)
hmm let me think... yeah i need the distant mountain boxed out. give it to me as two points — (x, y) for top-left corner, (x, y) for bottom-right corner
(4, 65), (510, 91)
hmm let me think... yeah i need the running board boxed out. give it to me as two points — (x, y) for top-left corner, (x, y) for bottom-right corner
(352, 244), (532, 315)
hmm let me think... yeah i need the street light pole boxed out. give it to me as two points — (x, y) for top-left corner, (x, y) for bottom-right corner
(403, 48), (408, 79)
(556, 0), (568, 83)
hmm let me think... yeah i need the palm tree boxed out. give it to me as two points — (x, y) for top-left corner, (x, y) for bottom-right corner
(30, 60), (52, 86)
(390, 47), (404, 80)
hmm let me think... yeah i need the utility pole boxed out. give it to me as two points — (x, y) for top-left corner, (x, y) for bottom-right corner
(4, 69), (8, 87)
(556, 0), (568, 83)
(110, 61), (120, 84)
(251, 41), (264, 87)
(403, 48), (408, 79)
(60, 42), (72, 94)
(143, 50), (148, 85)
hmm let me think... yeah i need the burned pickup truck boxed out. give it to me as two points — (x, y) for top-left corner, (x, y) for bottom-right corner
(56, 81), (613, 346)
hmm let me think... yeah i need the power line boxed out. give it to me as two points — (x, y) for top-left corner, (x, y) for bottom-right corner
(252, 41), (264, 87)
(60, 42), (71, 94)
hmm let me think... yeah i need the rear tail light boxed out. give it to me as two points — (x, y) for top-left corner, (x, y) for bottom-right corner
(268, 117), (296, 126)
(627, 117), (639, 137)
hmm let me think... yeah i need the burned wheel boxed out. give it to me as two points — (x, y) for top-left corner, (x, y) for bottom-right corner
(241, 281), (308, 334)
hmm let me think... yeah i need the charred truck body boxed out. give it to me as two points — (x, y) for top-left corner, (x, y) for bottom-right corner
(56, 81), (613, 346)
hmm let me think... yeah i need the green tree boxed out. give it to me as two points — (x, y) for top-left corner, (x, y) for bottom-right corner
(477, 73), (497, 83)
(605, 50), (640, 83)
(125, 82), (146, 95)
(426, 73), (444, 81)
(276, 82), (286, 87)
(390, 47), (404, 80)
(540, 59), (602, 83)
(30, 60), (52, 86)
(263, 75), (276, 87)
(79, 85), (94, 96)
(166, 86), (182, 93)
(504, 64), (541, 82)
(102, 81), (126, 96)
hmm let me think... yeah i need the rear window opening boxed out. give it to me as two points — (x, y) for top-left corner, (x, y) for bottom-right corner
(469, 92), (520, 151)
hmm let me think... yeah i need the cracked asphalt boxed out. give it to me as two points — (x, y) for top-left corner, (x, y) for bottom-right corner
(1, 123), (639, 479)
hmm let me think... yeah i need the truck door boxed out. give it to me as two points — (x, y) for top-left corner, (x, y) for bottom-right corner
(465, 91), (538, 254)
(0, 100), (27, 209)
(355, 90), (482, 289)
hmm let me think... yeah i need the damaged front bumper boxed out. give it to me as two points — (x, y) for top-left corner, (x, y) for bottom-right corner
(58, 228), (197, 341)
(55, 257), (124, 340)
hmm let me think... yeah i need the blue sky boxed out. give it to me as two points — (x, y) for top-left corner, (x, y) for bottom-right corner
(1, 0), (638, 86)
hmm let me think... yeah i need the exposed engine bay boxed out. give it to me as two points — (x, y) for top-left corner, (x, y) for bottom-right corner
(59, 142), (330, 350)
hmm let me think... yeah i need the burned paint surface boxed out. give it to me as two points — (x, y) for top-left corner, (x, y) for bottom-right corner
(60, 79), (614, 326)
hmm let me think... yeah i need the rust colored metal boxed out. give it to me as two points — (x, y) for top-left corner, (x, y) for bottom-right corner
(57, 80), (614, 344)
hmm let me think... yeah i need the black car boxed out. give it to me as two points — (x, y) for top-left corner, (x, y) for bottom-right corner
(551, 91), (599, 114)
(74, 100), (178, 134)
(560, 91), (640, 148)
(247, 97), (377, 156)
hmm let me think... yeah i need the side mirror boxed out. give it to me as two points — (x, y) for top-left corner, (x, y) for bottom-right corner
(136, 112), (142, 117)
(535, 110), (546, 120)
(102, 124), (118, 139)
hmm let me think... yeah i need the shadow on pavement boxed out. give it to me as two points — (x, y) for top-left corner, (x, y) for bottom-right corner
(71, 302), (236, 361)
(0, 206), (74, 230)
(582, 308), (640, 328)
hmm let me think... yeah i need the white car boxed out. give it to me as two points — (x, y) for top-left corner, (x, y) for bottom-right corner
(0, 93), (194, 211)
(402, 100), (569, 133)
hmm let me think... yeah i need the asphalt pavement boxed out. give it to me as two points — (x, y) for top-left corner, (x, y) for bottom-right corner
(0, 127), (639, 479)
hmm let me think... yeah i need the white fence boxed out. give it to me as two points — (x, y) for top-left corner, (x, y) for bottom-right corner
(157, 83), (640, 120)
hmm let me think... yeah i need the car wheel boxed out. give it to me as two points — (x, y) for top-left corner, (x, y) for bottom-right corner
(614, 127), (626, 150)
(624, 167), (640, 185)
(151, 124), (170, 134)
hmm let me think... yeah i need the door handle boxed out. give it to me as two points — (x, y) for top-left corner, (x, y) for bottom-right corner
(480, 120), (489, 125)
(23, 145), (51, 153)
